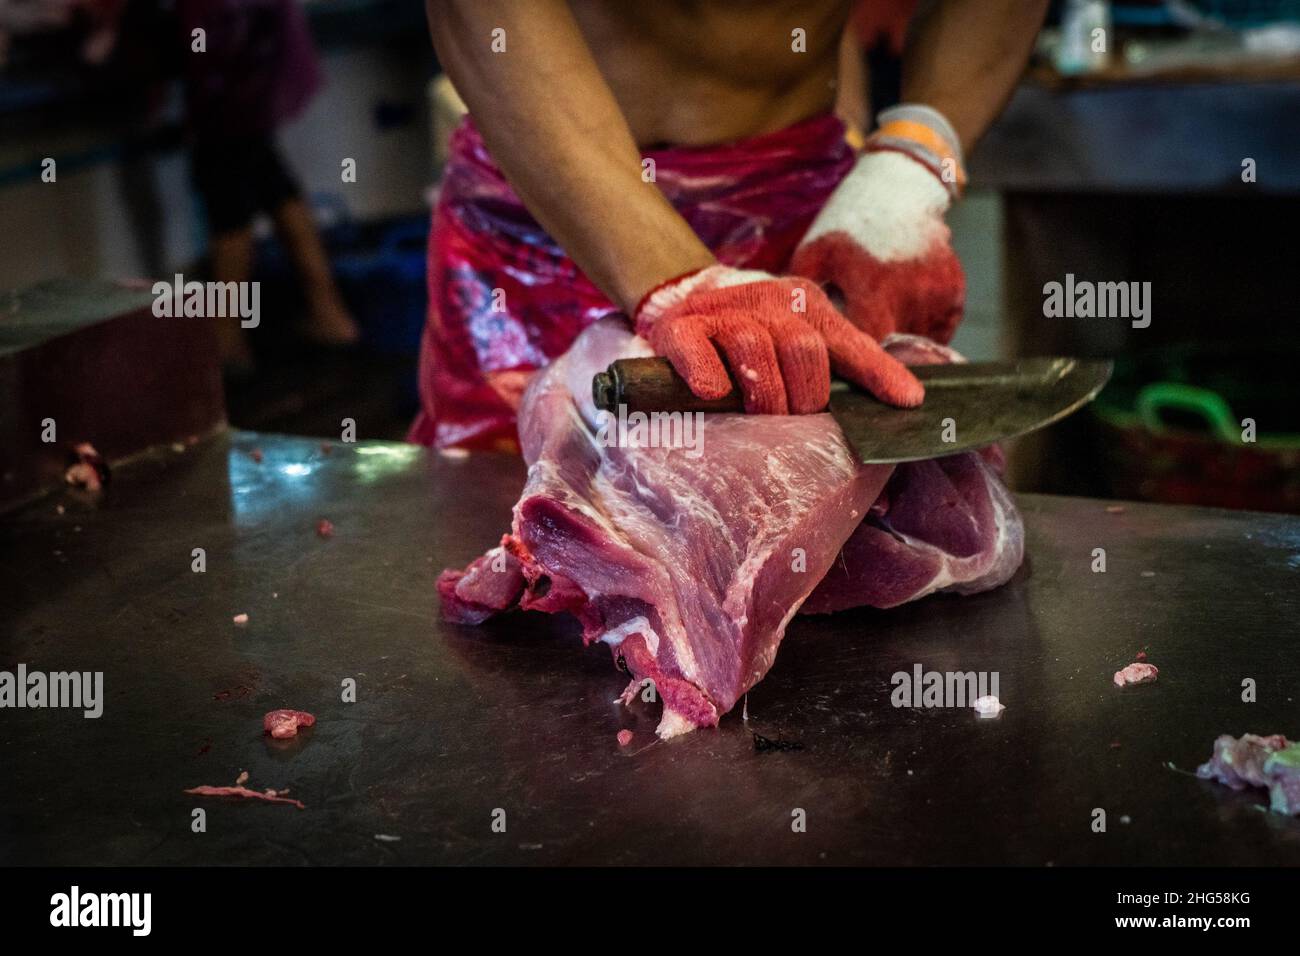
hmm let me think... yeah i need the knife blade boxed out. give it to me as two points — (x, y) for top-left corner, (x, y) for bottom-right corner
(591, 356), (1113, 464)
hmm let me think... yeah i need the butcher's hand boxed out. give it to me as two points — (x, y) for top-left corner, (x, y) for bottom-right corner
(634, 264), (923, 415)
(792, 104), (966, 345)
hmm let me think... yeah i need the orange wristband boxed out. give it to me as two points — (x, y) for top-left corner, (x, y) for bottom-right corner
(871, 118), (968, 192)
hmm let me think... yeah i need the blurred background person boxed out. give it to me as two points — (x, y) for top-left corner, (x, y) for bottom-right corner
(175, 0), (359, 372)
(2, 0), (1297, 508)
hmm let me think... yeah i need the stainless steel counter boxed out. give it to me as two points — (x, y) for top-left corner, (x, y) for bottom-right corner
(2, 430), (1298, 865)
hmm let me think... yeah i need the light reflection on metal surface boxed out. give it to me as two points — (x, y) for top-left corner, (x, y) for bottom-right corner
(228, 443), (329, 526)
(226, 441), (425, 525)
(353, 444), (421, 484)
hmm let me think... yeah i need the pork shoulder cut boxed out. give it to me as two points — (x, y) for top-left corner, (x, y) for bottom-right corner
(438, 320), (1023, 738)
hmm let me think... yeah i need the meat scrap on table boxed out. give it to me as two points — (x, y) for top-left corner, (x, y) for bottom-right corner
(1197, 734), (1300, 816)
(263, 709), (315, 739)
(184, 785), (305, 810)
(64, 442), (109, 492)
(438, 321), (1025, 739)
(1113, 662), (1159, 687)
(186, 718), (314, 808)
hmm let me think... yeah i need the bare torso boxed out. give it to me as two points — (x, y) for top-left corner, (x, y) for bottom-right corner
(568, 0), (852, 147)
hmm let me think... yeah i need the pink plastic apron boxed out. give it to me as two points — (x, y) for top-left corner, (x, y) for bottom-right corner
(410, 113), (855, 450)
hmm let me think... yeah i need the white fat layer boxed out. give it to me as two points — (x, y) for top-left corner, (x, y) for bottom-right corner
(800, 151), (950, 261)
(521, 443), (701, 685)
(599, 616), (659, 657)
(656, 708), (699, 740)
(887, 459), (1016, 599)
(882, 332), (966, 365)
(724, 423), (859, 610)
(526, 457), (620, 540)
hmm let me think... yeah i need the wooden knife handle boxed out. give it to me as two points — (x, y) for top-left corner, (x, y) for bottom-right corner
(592, 357), (744, 414)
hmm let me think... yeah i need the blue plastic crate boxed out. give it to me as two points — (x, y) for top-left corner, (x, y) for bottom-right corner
(332, 219), (429, 355)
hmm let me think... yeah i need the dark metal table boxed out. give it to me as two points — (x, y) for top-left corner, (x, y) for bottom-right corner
(2, 431), (1298, 865)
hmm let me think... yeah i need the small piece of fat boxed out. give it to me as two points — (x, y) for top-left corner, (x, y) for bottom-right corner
(1114, 662), (1158, 687)
(973, 695), (1005, 719)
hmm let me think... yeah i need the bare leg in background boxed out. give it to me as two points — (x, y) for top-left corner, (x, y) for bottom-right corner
(210, 227), (257, 369)
(271, 197), (360, 346)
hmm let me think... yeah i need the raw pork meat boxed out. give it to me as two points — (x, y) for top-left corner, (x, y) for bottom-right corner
(801, 335), (1022, 613)
(438, 546), (526, 625)
(263, 709), (315, 739)
(439, 320), (1023, 738)
(184, 785), (306, 810)
(64, 442), (109, 492)
(1197, 733), (1300, 815)
(1113, 662), (1159, 687)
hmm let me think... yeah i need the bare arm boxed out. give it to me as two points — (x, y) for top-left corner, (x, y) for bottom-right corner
(426, 0), (714, 312)
(901, 0), (1048, 153)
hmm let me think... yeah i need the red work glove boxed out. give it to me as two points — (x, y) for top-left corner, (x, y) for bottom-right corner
(792, 105), (966, 345)
(634, 264), (923, 415)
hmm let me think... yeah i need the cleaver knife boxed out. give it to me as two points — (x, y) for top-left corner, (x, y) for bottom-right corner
(591, 356), (1113, 464)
